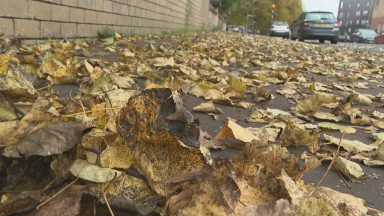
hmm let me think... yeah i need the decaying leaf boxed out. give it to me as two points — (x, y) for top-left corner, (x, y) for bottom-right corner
(100, 136), (134, 169)
(117, 88), (205, 196)
(267, 108), (291, 117)
(69, 159), (122, 183)
(90, 174), (162, 215)
(313, 111), (342, 122)
(323, 134), (376, 153)
(0, 120), (18, 140)
(318, 122), (356, 134)
(216, 118), (259, 143)
(31, 185), (85, 216)
(3, 122), (92, 157)
(355, 94), (373, 106)
(0, 64), (36, 97)
(378, 143), (384, 162)
(334, 156), (364, 180)
(193, 101), (223, 114)
(279, 121), (319, 147)
(296, 94), (322, 115)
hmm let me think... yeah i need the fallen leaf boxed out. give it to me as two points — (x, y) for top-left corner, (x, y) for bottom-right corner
(117, 88), (205, 195)
(69, 159), (122, 183)
(90, 174), (162, 215)
(279, 121), (319, 147)
(334, 156), (364, 180)
(355, 94), (372, 106)
(152, 57), (175, 67)
(100, 137), (134, 169)
(193, 101), (223, 114)
(373, 111), (384, 119)
(313, 111), (341, 122)
(216, 119), (259, 143)
(318, 122), (356, 134)
(267, 108), (291, 117)
(31, 185), (85, 216)
(323, 134), (376, 153)
(3, 122), (92, 157)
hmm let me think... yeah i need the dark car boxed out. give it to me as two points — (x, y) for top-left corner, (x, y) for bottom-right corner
(351, 29), (377, 43)
(291, 11), (340, 44)
(267, 21), (291, 39)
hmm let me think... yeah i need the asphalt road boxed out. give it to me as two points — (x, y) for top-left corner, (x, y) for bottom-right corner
(52, 34), (384, 211)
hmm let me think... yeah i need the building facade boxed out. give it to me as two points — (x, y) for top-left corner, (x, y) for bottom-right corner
(371, 0), (384, 33)
(337, 0), (376, 35)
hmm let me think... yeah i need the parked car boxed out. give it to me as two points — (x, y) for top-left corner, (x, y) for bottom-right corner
(226, 25), (235, 32)
(291, 11), (340, 44)
(351, 29), (377, 43)
(338, 34), (351, 42)
(375, 33), (384, 44)
(268, 21), (291, 39)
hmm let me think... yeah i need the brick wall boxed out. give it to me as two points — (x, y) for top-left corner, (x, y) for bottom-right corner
(0, 0), (211, 39)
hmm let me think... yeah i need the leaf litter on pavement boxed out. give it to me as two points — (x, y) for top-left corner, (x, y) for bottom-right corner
(0, 32), (383, 215)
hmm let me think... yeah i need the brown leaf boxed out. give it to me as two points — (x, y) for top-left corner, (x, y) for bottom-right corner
(3, 122), (92, 157)
(278, 121), (319, 147)
(31, 185), (85, 216)
(117, 88), (205, 196)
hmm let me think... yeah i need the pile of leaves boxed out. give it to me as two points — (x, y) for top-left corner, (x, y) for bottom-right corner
(0, 32), (383, 215)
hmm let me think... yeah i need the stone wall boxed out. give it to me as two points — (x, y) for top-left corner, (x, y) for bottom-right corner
(0, 0), (211, 39)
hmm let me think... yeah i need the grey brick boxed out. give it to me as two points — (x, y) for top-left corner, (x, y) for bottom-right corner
(62, 0), (78, 7)
(61, 23), (77, 38)
(78, 0), (92, 9)
(0, 18), (14, 37)
(29, 1), (52, 20)
(85, 10), (98, 24)
(15, 19), (40, 38)
(41, 21), (60, 38)
(77, 24), (92, 37)
(0, 0), (28, 18)
(52, 5), (70, 22)
(70, 8), (85, 23)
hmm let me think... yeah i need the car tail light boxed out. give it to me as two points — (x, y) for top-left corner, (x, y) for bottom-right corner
(302, 22), (309, 27)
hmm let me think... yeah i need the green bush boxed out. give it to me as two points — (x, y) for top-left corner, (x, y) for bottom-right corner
(98, 27), (115, 39)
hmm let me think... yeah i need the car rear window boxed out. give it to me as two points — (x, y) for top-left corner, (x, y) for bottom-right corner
(272, 22), (288, 26)
(306, 12), (335, 21)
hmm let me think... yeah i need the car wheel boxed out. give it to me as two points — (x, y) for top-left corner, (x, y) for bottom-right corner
(331, 39), (338, 44)
(319, 39), (325, 44)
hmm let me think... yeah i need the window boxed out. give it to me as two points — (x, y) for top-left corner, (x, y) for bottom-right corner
(348, 4), (351, 8)
(340, 1), (344, 9)
(347, 12), (350, 18)
(305, 12), (335, 20)
(361, 20), (366, 25)
(362, 10), (368, 16)
(350, 20), (353, 25)
(367, 2), (370, 7)
(339, 12), (343, 19)
(357, 3), (360, 7)
(356, 11), (361, 16)
(357, 20), (360, 25)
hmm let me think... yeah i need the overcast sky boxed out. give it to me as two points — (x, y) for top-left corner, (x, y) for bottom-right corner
(302, 0), (339, 15)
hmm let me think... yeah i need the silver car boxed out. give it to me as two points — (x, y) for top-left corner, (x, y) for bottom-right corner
(268, 21), (291, 39)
